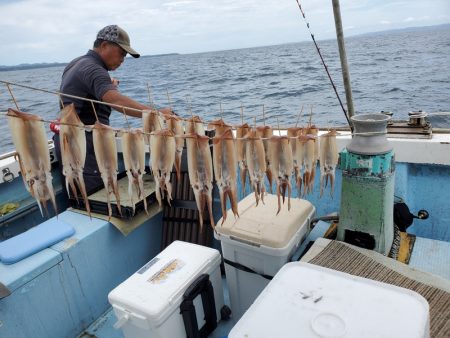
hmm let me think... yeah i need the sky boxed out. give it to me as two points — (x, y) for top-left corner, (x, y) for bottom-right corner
(0, 0), (449, 66)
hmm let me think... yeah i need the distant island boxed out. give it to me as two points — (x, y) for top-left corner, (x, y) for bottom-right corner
(0, 62), (67, 72)
(1, 23), (448, 72)
(354, 22), (450, 38)
(0, 53), (180, 72)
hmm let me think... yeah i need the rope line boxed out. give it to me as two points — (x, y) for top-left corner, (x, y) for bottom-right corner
(2, 111), (382, 139)
(0, 80), (326, 130)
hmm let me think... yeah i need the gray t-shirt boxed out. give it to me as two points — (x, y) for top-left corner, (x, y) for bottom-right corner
(57, 50), (116, 180)
(60, 50), (116, 125)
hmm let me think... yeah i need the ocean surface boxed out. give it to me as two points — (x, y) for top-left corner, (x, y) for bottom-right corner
(0, 25), (449, 154)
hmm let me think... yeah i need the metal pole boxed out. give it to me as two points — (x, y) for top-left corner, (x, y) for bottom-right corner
(332, 0), (355, 119)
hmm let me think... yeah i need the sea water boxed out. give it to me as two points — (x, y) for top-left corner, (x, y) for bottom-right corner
(0, 25), (449, 153)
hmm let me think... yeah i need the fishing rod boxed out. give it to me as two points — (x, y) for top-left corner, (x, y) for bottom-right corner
(294, 0), (353, 132)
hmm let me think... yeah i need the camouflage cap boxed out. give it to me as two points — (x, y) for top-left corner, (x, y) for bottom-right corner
(96, 25), (140, 58)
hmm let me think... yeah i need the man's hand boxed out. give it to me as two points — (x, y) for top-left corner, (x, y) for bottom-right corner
(111, 78), (120, 87)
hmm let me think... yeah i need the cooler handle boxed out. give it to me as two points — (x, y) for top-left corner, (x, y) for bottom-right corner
(180, 273), (217, 338)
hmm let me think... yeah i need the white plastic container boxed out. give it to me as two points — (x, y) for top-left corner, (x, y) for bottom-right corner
(230, 262), (430, 338)
(215, 193), (315, 322)
(108, 240), (225, 338)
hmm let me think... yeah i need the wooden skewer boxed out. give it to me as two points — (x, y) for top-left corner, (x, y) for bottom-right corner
(240, 104), (244, 125)
(5, 84), (20, 111)
(147, 83), (155, 108)
(186, 95), (194, 118)
(58, 94), (65, 109)
(166, 89), (173, 112)
(90, 101), (100, 122)
(122, 107), (131, 130)
(262, 104), (265, 126)
(219, 101), (223, 120)
(295, 104), (304, 128)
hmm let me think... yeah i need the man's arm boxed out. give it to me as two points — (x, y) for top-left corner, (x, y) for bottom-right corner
(102, 90), (173, 118)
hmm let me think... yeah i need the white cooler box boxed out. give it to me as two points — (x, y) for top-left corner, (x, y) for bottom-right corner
(230, 262), (430, 338)
(215, 193), (315, 322)
(108, 240), (226, 338)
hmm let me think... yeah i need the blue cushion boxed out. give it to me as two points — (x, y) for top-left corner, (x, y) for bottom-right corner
(0, 218), (75, 265)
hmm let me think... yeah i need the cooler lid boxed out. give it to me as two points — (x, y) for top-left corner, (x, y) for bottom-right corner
(108, 241), (221, 326)
(230, 262), (430, 338)
(216, 193), (314, 248)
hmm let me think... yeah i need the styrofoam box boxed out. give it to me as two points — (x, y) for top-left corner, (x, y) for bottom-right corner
(215, 193), (315, 322)
(230, 262), (430, 338)
(108, 240), (224, 338)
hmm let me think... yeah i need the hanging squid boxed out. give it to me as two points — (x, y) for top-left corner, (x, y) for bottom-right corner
(319, 129), (339, 198)
(207, 118), (232, 137)
(150, 129), (176, 208)
(245, 128), (266, 206)
(92, 121), (121, 220)
(305, 125), (319, 191)
(186, 132), (215, 230)
(269, 135), (294, 214)
(256, 125), (273, 193)
(293, 133), (306, 197)
(287, 127), (303, 184)
(236, 123), (250, 195)
(213, 129), (239, 223)
(142, 109), (163, 146)
(186, 115), (205, 135)
(7, 109), (58, 216)
(122, 128), (147, 215)
(302, 134), (317, 196)
(163, 114), (184, 181)
(59, 104), (90, 216)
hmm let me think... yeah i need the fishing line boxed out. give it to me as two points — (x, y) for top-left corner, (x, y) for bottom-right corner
(293, 0), (352, 130)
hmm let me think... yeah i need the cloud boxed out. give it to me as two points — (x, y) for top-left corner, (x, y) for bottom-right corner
(0, 0), (449, 66)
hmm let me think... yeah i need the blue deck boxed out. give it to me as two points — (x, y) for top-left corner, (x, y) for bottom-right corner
(1, 158), (449, 338)
(0, 210), (163, 338)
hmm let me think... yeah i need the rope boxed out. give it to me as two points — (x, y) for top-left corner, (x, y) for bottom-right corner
(0, 80), (326, 130)
(0, 80), (144, 114)
(2, 80), (388, 138)
(294, 0), (353, 131)
(3, 111), (384, 139)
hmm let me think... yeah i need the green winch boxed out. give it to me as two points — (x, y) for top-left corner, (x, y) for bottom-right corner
(337, 114), (395, 255)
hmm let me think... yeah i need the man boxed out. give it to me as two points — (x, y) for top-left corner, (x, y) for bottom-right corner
(54, 24), (170, 194)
